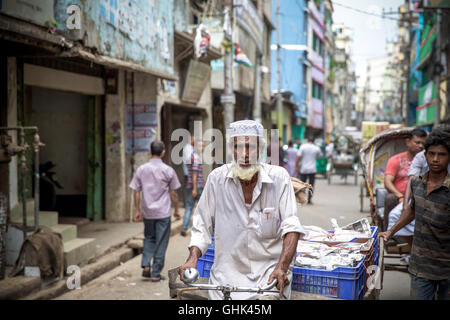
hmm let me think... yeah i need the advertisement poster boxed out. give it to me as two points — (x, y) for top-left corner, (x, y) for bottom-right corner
(126, 103), (157, 153)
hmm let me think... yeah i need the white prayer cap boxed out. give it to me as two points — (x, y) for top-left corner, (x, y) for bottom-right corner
(229, 120), (264, 138)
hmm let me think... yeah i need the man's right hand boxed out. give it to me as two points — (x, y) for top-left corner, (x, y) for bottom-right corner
(178, 259), (198, 282)
(178, 247), (202, 282)
(134, 211), (142, 222)
(379, 230), (392, 242)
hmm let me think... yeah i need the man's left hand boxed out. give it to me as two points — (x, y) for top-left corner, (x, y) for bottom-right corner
(268, 267), (289, 298)
(173, 209), (181, 220)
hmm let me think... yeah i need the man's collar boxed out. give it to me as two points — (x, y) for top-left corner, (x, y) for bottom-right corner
(225, 163), (274, 184)
(419, 171), (450, 189)
(444, 173), (450, 189)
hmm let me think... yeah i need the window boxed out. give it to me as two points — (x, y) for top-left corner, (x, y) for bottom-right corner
(312, 81), (323, 100)
(313, 33), (317, 52)
(302, 66), (307, 86)
(313, 33), (324, 57)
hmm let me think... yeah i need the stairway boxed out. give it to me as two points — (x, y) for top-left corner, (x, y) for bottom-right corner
(9, 199), (96, 271)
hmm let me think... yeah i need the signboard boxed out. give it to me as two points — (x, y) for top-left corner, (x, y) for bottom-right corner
(181, 60), (211, 103)
(0, 0), (54, 26)
(417, 81), (436, 124)
(126, 103), (158, 127)
(126, 127), (156, 153)
(234, 0), (264, 54)
(310, 98), (323, 129)
(220, 94), (236, 105)
(126, 103), (157, 153)
(418, 22), (437, 68)
(423, 0), (450, 8)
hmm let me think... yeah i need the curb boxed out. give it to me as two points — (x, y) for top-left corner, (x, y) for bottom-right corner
(2, 216), (184, 300)
(22, 247), (134, 300)
(0, 276), (41, 300)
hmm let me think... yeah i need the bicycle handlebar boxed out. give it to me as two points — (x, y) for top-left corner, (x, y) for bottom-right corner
(182, 268), (279, 294)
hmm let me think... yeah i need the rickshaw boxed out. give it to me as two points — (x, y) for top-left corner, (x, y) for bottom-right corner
(327, 135), (359, 185)
(168, 177), (384, 300)
(359, 127), (413, 273)
(168, 239), (385, 301)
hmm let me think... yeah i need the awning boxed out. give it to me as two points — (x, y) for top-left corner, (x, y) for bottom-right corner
(0, 13), (178, 81)
(61, 45), (178, 81)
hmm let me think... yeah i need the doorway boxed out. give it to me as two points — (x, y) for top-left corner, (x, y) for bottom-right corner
(30, 86), (104, 220)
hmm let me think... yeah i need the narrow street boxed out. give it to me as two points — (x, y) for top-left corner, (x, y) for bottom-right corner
(56, 175), (410, 300)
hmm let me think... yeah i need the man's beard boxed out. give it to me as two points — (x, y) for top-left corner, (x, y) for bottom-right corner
(231, 160), (260, 181)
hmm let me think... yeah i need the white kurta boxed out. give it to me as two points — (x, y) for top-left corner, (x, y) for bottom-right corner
(189, 163), (305, 300)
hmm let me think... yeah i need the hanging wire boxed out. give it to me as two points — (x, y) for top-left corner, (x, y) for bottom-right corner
(332, 1), (403, 21)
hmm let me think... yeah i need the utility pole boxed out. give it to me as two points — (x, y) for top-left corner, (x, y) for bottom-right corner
(434, 8), (442, 126)
(253, 55), (262, 123)
(222, 0), (235, 134)
(323, 45), (328, 143)
(404, 0), (413, 126)
(276, 0), (283, 141)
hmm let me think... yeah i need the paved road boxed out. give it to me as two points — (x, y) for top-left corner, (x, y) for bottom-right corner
(57, 175), (411, 300)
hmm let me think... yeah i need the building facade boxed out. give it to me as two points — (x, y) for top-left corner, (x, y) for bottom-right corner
(407, 0), (450, 129)
(331, 23), (356, 134)
(270, 0), (308, 143)
(0, 0), (221, 226)
(306, 0), (326, 139)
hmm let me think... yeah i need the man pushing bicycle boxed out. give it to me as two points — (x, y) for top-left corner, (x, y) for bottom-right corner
(178, 120), (306, 300)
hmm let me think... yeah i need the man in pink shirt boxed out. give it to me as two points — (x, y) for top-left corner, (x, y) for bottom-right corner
(129, 141), (181, 282)
(383, 128), (427, 230)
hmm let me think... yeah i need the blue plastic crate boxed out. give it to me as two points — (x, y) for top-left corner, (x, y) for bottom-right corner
(197, 256), (214, 278)
(292, 259), (366, 300)
(204, 246), (215, 260)
(196, 242), (215, 278)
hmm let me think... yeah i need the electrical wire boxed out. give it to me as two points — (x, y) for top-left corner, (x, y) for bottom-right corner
(332, 1), (402, 21)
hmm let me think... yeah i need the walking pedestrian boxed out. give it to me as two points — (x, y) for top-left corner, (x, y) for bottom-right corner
(182, 136), (194, 184)
(181, 139), (205, 236)
(129, 141), (181, 282)
(295, 137), (322, 204)
(380, 128), (450, 300)
(286, 141), (298, 177)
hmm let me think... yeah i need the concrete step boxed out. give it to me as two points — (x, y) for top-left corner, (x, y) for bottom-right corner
(10, 211), (59, 227)
(10, 199), (36, 219)
(63, 238), (96, 269)
(49, 224), (77, 243)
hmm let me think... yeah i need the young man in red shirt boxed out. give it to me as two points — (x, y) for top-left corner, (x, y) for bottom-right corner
(383, 128), (427, 233)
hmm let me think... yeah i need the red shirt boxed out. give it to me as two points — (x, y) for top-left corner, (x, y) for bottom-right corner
(385, 152), (413, 195)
